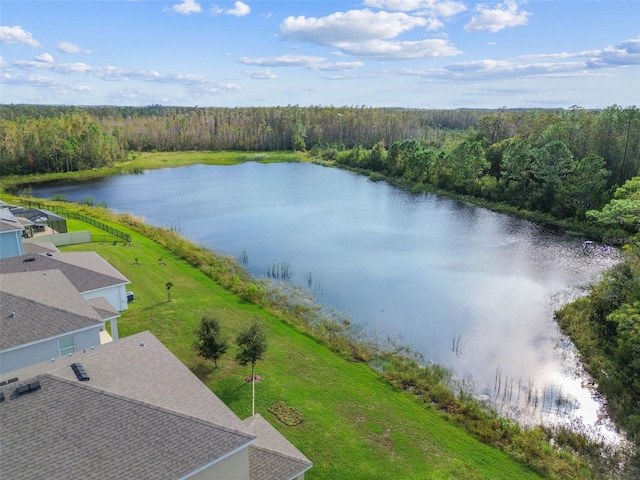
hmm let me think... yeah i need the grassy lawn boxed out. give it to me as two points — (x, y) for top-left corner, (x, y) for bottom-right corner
(0, 151), (307, 192)
(54, 213), (543, 480)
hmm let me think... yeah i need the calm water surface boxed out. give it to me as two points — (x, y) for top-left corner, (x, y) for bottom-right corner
(30, 162), (621, 439)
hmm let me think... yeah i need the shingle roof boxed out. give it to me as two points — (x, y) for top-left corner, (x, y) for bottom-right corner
(0, 331), (312, 480)
(1, 332), (248, 431)
(22, 241), (59, 254)
(0, 207), (24, 233)
(0, 252), (129, 292)
(249, 447), (313, 480)
(243, 414), (312, 464)
(87, 296), (119, 320)
(0, 271), (104, 350)
(0, 375), (256, 480)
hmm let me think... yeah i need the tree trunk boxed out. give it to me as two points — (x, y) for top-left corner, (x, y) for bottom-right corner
(251, 363), (255, 416)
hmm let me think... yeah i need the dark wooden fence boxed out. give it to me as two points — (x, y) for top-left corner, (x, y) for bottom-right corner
(25, 201), (131, 243)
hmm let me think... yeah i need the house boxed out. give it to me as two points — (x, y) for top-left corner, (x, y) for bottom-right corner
(0, 250), (131, 315)
(0, 269), (118, 374)
(0, 225), (130, 372)
(7, 204), (68, 236)
(0, 207), (25, 258)
(0, 331), (312, 480)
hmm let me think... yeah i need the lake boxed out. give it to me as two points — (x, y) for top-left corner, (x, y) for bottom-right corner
(29, 162), (622, 440)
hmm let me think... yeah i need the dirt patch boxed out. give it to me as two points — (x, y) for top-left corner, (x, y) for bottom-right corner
(268, 401), (305, 426)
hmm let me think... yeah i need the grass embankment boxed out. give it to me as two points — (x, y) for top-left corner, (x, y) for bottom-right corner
(0, 151), (306, 192)
(4, 192), (602, 480)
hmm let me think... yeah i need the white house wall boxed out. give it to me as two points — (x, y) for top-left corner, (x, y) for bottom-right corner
(0, 327), (102, 374)
(81, 285), (128, 313)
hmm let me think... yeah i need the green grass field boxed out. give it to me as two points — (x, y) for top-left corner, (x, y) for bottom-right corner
(53, 211), (544, 480)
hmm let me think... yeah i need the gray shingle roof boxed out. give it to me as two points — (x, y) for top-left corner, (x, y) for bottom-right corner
(0, 270), (109, 351)
(0, 291), (102, 350)
(0, 375), (256, 480)
(1, 332), (248, 432)
(243, 414), (312, 464)
(87, 296), (119, 320)
(0, 331), (312, 480)
(22, 241), (60, 254)
(249, 447), (313, 480)
(0, 252), (129, 293)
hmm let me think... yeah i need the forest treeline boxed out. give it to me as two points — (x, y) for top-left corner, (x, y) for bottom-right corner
(1, 105), (638, 215)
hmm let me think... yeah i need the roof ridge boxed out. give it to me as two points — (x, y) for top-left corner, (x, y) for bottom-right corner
(1, 290), (103, 323)
(249, 443), (313, 466)
(40, 252), (130, 284)
(43, 374), (258, 442)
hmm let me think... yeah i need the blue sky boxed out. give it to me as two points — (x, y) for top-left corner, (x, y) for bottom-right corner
(1, 1), (638, 108)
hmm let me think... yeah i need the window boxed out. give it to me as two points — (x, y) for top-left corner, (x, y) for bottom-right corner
(59, 335), (76, 356)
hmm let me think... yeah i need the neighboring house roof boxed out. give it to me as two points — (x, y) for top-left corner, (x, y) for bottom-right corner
(22, 241), (60, 254)
(0, 207), (24, 233)
(0, 375), (256, 480)
(8, 207), (64, 224)
(245, 415), (313, 480)
(0, 331), (312, 480)
(249, 447), (313, 480)
(0, 271), (104, 351)
(0, 251), (130, 293)
(87, 296), (120, 320)
(14, 216), (34, 227)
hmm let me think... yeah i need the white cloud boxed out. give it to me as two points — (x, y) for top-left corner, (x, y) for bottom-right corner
(57, 41), (91, 54)
(279, 9), (459, 60)
(362, 0), (466, 17)
(238, 54), (364, 71)
(211, 1), (251, 17)
(0, 25), (41, 47)
(281, 10), (427, 44)
(0, 74), (92, 91)
(518, 37), (640, 68)
(314, 61), (365, 71)
(239, 55), (331, 67)
(14, 59), (93, 73)
(464, 0), (530, 33)
(10, 56), (242, 93)
(227, 1), (251, 17)
(0, 56), (7, 69)
(244, 69), (277, 80)
(343, 38), (460, 59)
(170, 0), (202, 15)
(584, 37), (640, 67)
(35, 53), (55, 63)
(424, 18), (444, 31)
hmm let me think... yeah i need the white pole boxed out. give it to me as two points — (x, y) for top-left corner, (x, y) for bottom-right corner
(252, 365), (256, 416)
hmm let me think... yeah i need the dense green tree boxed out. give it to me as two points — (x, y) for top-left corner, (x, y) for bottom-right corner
(193, 315), (229, 368)
(530, 140), (574, 215)
(443, 140), (489, 194)
(587, 176), (640, 233)
(558, 153), (610, 218)
(499, 139), (534, 208)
